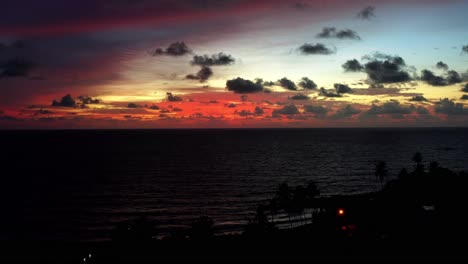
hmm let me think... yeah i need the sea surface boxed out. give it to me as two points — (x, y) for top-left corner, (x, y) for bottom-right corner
(1, 128), (467, 242)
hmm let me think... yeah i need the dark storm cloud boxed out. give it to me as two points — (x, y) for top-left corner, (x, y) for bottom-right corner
(226, 77), (263, 93)
(298, 77), (317, 90)
(436, 61), (449, 71)
(409, 95), (428, 102)
(366, 100), (413, 115)
(316, 27), (361, 40)
(272, 104), (300, 115)
(278, 77), (297, 91)
(357, 6), (376, 20)
(185, 66), (213, 82)
(290, 93), (309, 100)
(342, 59), (364, 72)
(0, 58), (36, 78)
(151, 42), (191, 56)
(334, 83), (352, 94)
(330, 105), (360, 119)
(51, 94), (76, 107)
(435, 98), (468, 115)
(420, 69), (462, 86)
(298, 43), (335, 55)
(191, 53), (235, 66)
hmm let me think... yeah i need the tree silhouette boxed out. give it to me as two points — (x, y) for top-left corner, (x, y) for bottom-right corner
(375, 161), (388, 187)
(412, 152), (425, 175)
(274, 182), (293, 227)
(244, 204), (276, 236)
(189, 216), (214, 240)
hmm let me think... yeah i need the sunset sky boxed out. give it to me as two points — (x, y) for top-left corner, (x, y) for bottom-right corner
(1, 0), (468, 128)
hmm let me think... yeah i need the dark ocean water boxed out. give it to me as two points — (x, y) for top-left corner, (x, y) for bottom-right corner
(1, 128), (467, 242)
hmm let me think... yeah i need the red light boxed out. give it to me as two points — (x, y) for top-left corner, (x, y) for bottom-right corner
(338, 209), (345, 216)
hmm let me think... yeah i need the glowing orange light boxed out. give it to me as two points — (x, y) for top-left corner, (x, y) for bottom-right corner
(338, 209), (345, 216)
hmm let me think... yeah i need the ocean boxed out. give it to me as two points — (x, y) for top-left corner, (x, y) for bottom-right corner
(1, 128), (467, 242)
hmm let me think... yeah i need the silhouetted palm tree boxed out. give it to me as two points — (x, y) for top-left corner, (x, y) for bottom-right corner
(292, 186), (307, 224)
(412, 152), (425, 175)
(275, 182), (293, 227)
(375, 161), (388, 187)
(189, 216), (214, 240)
(305, 180), (320, 222)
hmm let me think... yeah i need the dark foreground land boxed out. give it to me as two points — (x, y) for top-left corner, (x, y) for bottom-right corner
(2, 155), (468, 263)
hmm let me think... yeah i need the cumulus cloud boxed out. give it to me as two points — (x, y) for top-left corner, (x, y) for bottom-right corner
(186, 66), (213, 82)
(462, 84), (468, 93)
(462, 45), (468, 55)
(421, 69), (462, 86)
(343, 54), (413, 84)
(273, 104), (300, 115)
(52, 94), (76, 107)
(319, 87), (341, 97)
(436, 61), (449, 71)
(446, 70), (462, 84)
(0, 58), (36, 78)
(334, 83), (353, 94)
(166, 92), (183, 102)
(278, 77), (297, 91)
(255, 106), (264, 115)
(191, 53), (235, 66)
(366, 100), (413, 116)
(226, 77), (263, 93)
(298, 43), (335, 55)
(342, 59), (364, 72)
(255, 78), (275, 87)
(364, 55), (412, 84)
(414, 106), (429, 115)
(420, 69), (446, 86)
(290, 93), (309, 100)
(435, 98), (468, 115)
(304, 105), (328, 118)
(317, 27), (361, 40)
(237, 110), (254, 116)
(238, 107), (264, 117)
(151, 41), (191, 56)
(409, 95), (428, 102)
(298, 77), (317, 90)
(357, 6), (375, 20)
(330, 105), (361, 119)
(78, 96), (101, 104)
(127, 103), (141, 108)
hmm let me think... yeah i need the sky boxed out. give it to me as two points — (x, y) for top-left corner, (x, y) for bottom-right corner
(1, 0), (468, 129)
